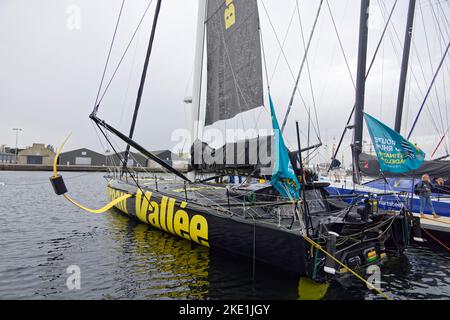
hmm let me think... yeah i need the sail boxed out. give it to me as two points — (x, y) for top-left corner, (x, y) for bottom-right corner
(205, 0), (264, 126)
(190, 135), (274, 176)
(364, 113), (425, 173)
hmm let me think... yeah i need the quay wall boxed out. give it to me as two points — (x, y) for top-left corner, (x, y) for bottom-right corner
(0, 164), (187, 173)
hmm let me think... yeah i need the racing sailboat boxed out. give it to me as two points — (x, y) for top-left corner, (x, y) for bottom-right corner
(51, 0), (415, 289)
(325, 0), (450, 247)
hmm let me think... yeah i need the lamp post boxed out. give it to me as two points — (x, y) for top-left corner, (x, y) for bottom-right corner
(12, 128), (22, 164)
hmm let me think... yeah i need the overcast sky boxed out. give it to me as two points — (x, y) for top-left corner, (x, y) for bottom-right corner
(1, 0), (448, 165)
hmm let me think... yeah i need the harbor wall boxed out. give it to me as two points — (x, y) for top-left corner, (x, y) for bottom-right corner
(0, 164), (188, 173)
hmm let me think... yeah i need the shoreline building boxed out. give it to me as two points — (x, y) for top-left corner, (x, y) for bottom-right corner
(107, 151), (147, 168)
(59, 148), (106, 166)
(17, 143), (55, 165)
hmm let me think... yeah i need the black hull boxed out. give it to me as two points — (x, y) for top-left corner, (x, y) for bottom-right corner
(106, 177), (413, 283)
(107, 181), (310, 277)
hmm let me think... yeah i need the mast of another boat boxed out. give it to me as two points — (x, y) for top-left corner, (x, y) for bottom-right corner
(395, 0), (416, 209)
(394, 0), (416, 133)
(188, 0), (208, 182)
(351, 0), (370, 185)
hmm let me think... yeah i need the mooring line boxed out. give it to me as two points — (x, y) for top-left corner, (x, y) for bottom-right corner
(421, 228), (450, 252)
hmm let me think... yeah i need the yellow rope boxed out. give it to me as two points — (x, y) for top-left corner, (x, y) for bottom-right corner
(53, 134), (71, 178)
(302, 235), (394, 300)
(64, 194), (132, 214)
(52, 135), (132, 214)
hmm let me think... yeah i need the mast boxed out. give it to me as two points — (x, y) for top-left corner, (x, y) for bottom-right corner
(123, 0), (162, 170)
(394, 0), (416, 133)
(351, 0), (370, 184)
(188, 0), (207, 181)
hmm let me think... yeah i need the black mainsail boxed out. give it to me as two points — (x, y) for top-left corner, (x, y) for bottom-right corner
(205, 0), (264, 126)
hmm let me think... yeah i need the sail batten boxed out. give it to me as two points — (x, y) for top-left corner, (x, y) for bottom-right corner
(205, 0), (264, 126)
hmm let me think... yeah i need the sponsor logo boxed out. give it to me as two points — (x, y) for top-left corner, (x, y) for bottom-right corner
(225, 0), (236, 30)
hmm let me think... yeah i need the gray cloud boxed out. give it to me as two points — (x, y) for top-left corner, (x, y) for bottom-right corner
(1, 0), (448, 164)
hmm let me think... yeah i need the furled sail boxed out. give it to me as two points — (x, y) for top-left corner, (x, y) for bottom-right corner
(205, 0), (264, 126)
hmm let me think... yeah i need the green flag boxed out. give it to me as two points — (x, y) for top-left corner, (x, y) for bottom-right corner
(364, 113), (425, 173)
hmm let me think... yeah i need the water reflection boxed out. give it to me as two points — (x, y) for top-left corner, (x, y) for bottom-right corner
(0, 172), (448, 300)
(105, 210), (210, 299)
(107, 209), (302, 300)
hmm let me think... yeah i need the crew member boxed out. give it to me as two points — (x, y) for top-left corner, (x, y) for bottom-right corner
(415, 174), (440, 219)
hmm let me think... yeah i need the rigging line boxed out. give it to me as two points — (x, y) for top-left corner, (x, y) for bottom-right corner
(100, 118), (173, 181)
(325, 0), (355, 89)
(435, 2), (450, 153)
(419, 0), (447, 10)
(407, 41), (450, 140)
(259, 22), (272, 129)
(93, 0), (125, 114)
(268, 2), (297, 84)
(410, 47), (444, 136)
(368, 0), (398, 78)
(378, 0), (442, 139)
(296, 0), (321, 141)
(436, 0), (450, 37)
(380, 36), (385, 117)
(123, 0), (163, 170)
(91, 114), (190, 181)
(259, 23), (271, 95)
(404, 53), (413, 136)
(430, 2), (450, 143)
(379, 0), (442, 135)
(90, 121), (108, 154)
(421, 3), (446, 137)
(93, 122), (157, 210)
(329, 0), (397, 170)
(433, 2), (450, 66)
(253, 23), (273, 136)
(406, 13), (444, 136)
(429, 0), (450, 41)
(280, 0), (324, 133)
(259, 0), (320, 139)
(97, 0), (154, 106)
(96, 123), (147, 180)
(119, 26), (141, 128)
(421, 227), (450, 252)
(430, 129), (448, 159)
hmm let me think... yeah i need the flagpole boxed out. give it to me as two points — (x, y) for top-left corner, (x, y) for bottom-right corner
(296, 121), (311, 237)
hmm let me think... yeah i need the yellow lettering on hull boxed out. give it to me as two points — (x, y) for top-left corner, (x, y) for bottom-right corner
(107, 187), (129, 214)
(110, 188), (209, 247)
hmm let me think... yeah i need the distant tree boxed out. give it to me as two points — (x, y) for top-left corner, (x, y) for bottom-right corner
(46, 144), (55, 152)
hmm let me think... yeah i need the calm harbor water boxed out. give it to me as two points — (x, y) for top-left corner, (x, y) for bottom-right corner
(0, 171), (449, 300)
